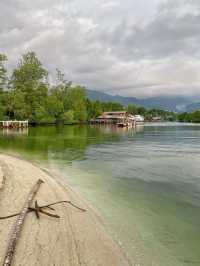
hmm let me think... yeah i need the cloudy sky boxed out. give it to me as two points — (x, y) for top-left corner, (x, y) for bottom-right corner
(1, 0), (200, 97)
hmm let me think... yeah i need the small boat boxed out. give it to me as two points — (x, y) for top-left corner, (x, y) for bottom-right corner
(117, 122), (133, 128)
(134, 115), (144, 123)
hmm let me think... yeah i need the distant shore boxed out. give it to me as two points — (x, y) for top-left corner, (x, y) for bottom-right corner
(0, 154), (129, 266)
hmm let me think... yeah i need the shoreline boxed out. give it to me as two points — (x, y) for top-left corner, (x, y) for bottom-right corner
(0, 154), (130, 266)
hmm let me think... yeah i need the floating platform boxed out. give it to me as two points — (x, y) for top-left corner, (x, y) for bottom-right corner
(0, 120), (28, 128)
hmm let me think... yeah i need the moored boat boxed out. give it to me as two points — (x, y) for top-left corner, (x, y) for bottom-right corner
(134, 115), (144, 123)
(117, 122), (133, 128)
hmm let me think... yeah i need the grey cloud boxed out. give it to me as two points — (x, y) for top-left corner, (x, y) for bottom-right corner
(102, 1), (200, 61)
(0, 0), (200, 97)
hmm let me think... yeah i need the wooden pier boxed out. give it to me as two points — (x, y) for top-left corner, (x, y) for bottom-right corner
(0, 120), (28, 129)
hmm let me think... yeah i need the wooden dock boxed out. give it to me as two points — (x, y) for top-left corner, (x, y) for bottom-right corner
(0, 121), (28, 129)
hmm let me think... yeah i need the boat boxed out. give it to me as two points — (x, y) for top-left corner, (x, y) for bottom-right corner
(117, 122), (133, 128)
(134, 115), (144, 123)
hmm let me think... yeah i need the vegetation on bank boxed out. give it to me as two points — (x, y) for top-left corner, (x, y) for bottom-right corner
(0, 51), (127, 124)
(0, 51), (197, 124)
(177, 111), (200, 123)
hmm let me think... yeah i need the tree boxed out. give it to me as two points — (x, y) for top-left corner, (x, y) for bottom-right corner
(11, 52), (48, 91)
(0, 54), (8, 92)
(56, 68), (72, 88)
(191, 111), (200, 122)
(110, 102), (124, 111)
(10, 52), (48, 121)
(137, 106), (146, 115)
(46, 95), (64, 121)
(51, 69), (72, 102)
(63, 110), (74, 124)
(127, 104), (137, 115)
(101, 101), (124, 112)
(64, 86), (87, 122)
(6, 90), (29, 119)
(91, 101), (102, 118)
(0, 50), (179, 124)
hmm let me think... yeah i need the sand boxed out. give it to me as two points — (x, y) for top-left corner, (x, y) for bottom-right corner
(0, 154), (130, 266)
(0, 164), (4, 190)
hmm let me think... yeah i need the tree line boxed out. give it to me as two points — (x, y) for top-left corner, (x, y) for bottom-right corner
(177, 111), (200, 123)
(0, 51), (184, 124)
(0, 51), (123, 124)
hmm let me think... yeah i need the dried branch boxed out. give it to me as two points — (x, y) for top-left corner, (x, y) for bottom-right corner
(3, 179), (44, 266)
(41, 200), (87, 212)
(0, 200), (86, 221)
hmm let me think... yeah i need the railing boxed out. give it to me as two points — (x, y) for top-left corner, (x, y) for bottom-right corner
(0, 121), (28, 128)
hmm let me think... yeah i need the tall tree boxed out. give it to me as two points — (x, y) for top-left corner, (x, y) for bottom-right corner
(10, 52), (48, 121)
(51, 69), (72, 102)
(0, 54), (8, 92)
(64, 86), (87, 122)
(11, 51), (48, 91)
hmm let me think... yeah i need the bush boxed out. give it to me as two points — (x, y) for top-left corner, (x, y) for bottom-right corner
(63, 110), (74, 124)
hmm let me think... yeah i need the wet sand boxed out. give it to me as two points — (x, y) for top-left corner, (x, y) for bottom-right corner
(0, 154), (130, 266)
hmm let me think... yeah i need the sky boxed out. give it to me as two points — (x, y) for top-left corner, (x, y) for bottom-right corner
(1, 0), (200, 98)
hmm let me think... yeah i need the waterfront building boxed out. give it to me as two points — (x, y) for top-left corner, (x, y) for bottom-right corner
(91, 111), (136, 127)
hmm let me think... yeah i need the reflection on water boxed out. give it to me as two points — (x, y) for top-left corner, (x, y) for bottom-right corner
(0, 125), (141, 161)
(90, 124), (144, 135)
(0, 128), (29, 136)
(0, 123), (200, 265)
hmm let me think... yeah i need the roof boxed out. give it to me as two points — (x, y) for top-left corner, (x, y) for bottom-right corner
(102, 111), (127, 115)
(97, 111), (135, 120)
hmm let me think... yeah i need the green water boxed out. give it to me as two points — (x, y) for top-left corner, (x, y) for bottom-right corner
(1, 123), (200, 265)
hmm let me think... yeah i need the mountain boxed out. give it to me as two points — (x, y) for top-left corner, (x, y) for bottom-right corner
(185, 102), (200, 112)
(86, 89), (197, 112)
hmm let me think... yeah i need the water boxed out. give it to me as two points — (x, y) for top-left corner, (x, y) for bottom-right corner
(0, 123), (200, 265)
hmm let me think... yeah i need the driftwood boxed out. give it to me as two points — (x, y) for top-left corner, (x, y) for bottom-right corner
(0, 200), (86, 220)
(0, 166), (5, 191)
(3, 179), (44, 266)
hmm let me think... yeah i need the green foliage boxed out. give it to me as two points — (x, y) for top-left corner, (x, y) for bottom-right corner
(178, 111), (200, 123)
(0, 54), (7, 91)
(86, 100), (124, 120)
(127, 104), (137, 114)
(0, 91), (9, 119)
(0, 51), (178, 124)
(11, 52), (48, 89)
(178, 112), (188, 122)
(87, 100), (102, 119)
(64, 86), (87, 122)
(63, 110), (74, 124)
(6, 91), (28, 119)
(10, 52), (48, 121)
(46, 95), (64, 121)
(101, 102), (124, 112)
(127, 104), (176, 121)
(191, 111), (200, 123)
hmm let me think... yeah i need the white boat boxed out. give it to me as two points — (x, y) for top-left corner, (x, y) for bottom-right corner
(134, 115), (144, 123)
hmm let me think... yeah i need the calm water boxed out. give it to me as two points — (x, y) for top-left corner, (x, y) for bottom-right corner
(1, 123), (200, 265)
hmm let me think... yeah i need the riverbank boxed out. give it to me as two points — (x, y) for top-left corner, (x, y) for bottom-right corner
(0, 154), (129, 266)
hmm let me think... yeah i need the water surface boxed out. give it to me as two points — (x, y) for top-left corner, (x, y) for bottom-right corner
(1, 123), (200, 265)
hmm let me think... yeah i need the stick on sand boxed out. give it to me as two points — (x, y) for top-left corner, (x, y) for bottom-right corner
(3, 179), (44, 266)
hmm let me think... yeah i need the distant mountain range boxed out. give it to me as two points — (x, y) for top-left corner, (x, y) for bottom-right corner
(86, 89), (200, 112)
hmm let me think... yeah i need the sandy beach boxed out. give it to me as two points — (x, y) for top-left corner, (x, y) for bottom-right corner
(0, 154), (130, 266)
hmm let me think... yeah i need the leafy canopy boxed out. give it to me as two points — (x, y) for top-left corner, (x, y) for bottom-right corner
(0, 51), (178, 124)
